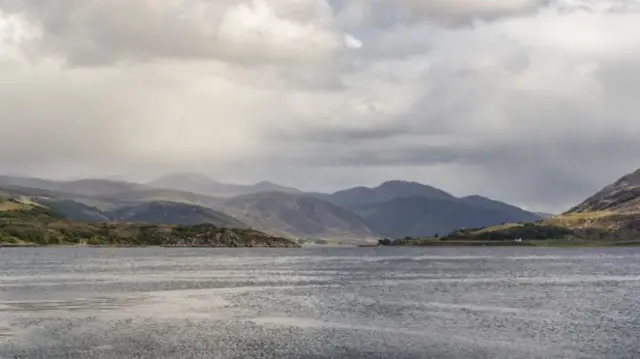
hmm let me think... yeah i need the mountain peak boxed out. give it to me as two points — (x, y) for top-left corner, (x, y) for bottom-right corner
(378, 180), (426, 188)
(375, 180), (455, 200)
(251, 181), (300, 193)
(329, 180), (455, 209)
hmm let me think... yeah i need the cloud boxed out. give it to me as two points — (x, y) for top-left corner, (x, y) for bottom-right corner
(2, 0), (640, 212)
(331, 0), (549, 29)
(392, 0), (548, 24)
(0, 0), (344, 66)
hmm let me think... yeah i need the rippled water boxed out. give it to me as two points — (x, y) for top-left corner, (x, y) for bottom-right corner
(1, 247), (639, 358)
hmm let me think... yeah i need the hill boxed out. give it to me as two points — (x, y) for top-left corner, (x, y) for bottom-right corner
(428, 168), (640, 245)
(148, 173), (300, 197)
(0, 183), (226, 212)
(223, 192), (377, 243)
(106, 201), (247, 228)
(0, 198), (296, 247)
(93, 188), (225, 210)
(0, 186), (246, 228)
(568, 168), (640, 213)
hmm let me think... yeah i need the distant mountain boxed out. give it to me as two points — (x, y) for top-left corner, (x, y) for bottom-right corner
(535, 212), (555, 219)
(329, 180), (455, 208)
(148, 173), (300, 197)
(223, 192), (376, 242)
(0, 175), (149, 196)
(459, 195), (541, 222)
(106, 201), (247, 228)
(353, 195), (540, 238)
(568, 168), (640, 213)
(327, 181), (540, 238)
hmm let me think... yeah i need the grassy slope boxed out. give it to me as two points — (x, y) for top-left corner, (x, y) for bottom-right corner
(394, 210), (640, 246)
(0, 199), (297, 247)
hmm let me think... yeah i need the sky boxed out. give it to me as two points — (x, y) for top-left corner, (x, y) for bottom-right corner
(1, 0), (640, 213)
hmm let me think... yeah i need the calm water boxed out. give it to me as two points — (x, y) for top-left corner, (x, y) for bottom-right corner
(1, 247), (639, 359)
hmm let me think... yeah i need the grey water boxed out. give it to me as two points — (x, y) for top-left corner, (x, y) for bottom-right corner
(1, 247), (639, 359)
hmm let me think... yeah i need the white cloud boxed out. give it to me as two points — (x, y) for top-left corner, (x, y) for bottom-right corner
(343, 33), (363, 48)
(0, 0), (344, 66)
(393, 0), (547, 22)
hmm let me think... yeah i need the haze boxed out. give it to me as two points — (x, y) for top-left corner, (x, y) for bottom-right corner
(2, 0), (640, 213)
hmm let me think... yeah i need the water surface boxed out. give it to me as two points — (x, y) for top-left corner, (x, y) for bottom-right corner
(1, 247), (639, 358)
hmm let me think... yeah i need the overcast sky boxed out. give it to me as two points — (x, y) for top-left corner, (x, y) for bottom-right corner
(1, 0), (640, 212)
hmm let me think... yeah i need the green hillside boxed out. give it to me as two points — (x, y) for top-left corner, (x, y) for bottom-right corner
(0, 199), (297, 247)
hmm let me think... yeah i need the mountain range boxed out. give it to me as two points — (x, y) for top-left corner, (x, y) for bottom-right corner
(0, 173), (543, 243)
(148, 173), (300, 197)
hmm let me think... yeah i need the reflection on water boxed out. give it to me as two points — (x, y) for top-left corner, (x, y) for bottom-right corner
(0, 296), (147, 312)
(1, 247), (639, 359)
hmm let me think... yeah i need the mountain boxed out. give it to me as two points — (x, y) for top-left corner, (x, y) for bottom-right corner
(459, 195), (541, 222)
(0, 198), (296, 247)
(223, 192), (376, 243)
(106, 201), (246, 228)
(326, 181), (540, 238)
(148, 173), (300, 197)
(440, 167), (640, 244)
(329, 180), (455, 208)
(568, 168), (640, 213)
(353, 195), (541, 238)
(0, 175), (149, 197)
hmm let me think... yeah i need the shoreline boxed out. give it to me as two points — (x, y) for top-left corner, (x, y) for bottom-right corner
(3, 241), (640, 248)
(383, 240), (640, 247)
(0, 243), (300, 248)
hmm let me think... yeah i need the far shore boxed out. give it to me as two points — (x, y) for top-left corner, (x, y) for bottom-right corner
(0, 243), (300, 248)
(3, 241), (640, 248)
(382, 239), (640, 247)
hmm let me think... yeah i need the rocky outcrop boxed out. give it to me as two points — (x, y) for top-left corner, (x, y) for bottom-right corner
(161, 226), (298, 247)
